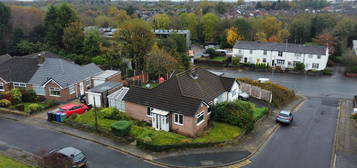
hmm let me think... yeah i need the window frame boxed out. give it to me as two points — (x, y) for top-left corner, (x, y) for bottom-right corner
(263, 58), (267, 63)
(13, 82), (26, 88)
(196, 111), (205, 126)
(85, 78), (91, 87)
(69, 84), (75, 94)
(0, 83), (4, 91)
(174, 113), (184, 126)
(278, 51), (283, 57)
(33, 85), (45, 96)
(249, 50), (253, 54)
(312, 63), (319, 69)
(49, 87), (61, 97)
(317, 55), (321, 59)
(263, 50), (267, 55)
(146, 107), (152, 117)
(276, 59), (285, 65)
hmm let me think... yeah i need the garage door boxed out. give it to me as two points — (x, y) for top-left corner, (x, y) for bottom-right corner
(93, 80), (105, 87)
(88, 93), (102, 108)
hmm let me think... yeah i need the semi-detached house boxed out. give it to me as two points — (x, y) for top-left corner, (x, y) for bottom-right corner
(232, 41), (329, 71)
(0, 52), (121, 102)
(122, 68), (240, 137)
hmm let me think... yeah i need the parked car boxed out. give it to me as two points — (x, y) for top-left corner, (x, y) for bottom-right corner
(55, 104), (89, 118)
(238, 91), (250, 101)
(258, 78), (270, 83)
(276, 110), (293, 125)
(50, 147), (87, 168)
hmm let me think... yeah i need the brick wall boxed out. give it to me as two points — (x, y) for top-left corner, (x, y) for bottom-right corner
(106, 72), (122, 83)
(125, 102), (152, 123)
(43, 81), (76, 102)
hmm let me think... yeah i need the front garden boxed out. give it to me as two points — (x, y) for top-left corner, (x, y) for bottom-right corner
(0, 154), (33, 168)
(66, 99), (269, 152)
(0, 88), (57, 114)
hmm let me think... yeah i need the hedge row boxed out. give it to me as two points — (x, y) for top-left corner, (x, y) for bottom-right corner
(238, 78), (295, 107)
(136, 140), (222, 152)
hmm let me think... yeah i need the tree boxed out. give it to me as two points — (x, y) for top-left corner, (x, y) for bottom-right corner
(115, 19), (155, 71)
(146, 44), (177, 76)
(180, 13), (199, 40)
(288, 16), (311, 44)
(151, 14), (170, 29)
(83, 29), (101, 57)
(202, 13), (220, 42)
(34, 149), (73, 168)
(255, 32), (267, 42)
(29, 25), (46, 43)
(260, 16), (284, 39)
(8, 28), (25, 55)
(226, 27), (243, 46)
(234, 18), (253, 40)
(313, 33), (337, 56)
(63, 21), (85, 54)
(94, 15), (115, 28)
(0, 2), (11, 54)
(9, 5), (43, 34)
(16, 40), (45, 55)
(216, 2), (228, 15)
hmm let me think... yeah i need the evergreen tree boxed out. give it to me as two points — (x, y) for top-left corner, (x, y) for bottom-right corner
(0, 2), (11, 54)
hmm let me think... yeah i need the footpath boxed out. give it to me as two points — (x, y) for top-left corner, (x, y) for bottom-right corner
(333, 99), (357, 168)
(0, 96), (306, 168)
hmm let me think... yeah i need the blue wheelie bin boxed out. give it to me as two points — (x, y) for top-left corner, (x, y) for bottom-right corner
(55, 112), (61, 122)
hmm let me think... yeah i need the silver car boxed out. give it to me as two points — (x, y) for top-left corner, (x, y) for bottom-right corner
(276, 110), (293, 125)
(50, 147), (87, 168)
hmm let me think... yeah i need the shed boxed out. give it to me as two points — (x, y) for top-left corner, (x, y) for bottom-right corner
(107, 87), (129, 112)
(87, 82), (123, 108)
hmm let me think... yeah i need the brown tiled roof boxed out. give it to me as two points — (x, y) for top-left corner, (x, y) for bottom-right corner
(0, 57), (39, 83)
(123, 68), (237, 116)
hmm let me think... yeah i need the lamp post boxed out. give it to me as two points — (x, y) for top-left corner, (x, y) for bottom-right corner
(93, 96), (98, 131)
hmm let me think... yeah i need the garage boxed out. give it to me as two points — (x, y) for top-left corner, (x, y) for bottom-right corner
(86, 82), (123, 108)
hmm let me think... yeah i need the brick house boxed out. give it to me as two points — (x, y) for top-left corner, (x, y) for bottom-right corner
(123, 68), (240, 137)
(0, 51), (121, 102)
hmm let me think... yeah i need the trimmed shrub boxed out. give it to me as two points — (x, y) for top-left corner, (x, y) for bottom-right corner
(11, 88), (22, 104)
(294, 62), (305, 71)
(99, 107), (129, 120)
(212, 100), (255, 131)
(28, 103), (41, 113)
(111, 120), (133, 137)
(322, 68), (333, 75)
(232, 57), (240, 65)
(0, 99), (11, 107)
(22, 89), (38, 102)
(44, 100), (57, 108)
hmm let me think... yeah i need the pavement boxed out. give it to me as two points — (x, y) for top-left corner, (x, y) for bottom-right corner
(334, 99), (357, 168)
(244, 97), (339, 168)
(211, 66), (357, 98)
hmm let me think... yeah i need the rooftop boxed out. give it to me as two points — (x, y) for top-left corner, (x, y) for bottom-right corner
(93, 70), (121, 80)
(88, 82), (123, 93)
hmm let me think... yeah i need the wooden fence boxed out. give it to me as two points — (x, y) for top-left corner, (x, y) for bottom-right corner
(240, 82), (272, 103)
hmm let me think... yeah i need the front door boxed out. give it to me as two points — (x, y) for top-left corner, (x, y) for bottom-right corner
(79, 82), (84, 96)
(244, 57), (247, 63)
(152, 113), (169, 131)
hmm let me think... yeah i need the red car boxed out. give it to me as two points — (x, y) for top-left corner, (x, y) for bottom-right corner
(56, 104), (89, 118)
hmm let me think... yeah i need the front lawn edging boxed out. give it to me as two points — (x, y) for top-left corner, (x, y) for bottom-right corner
(0, 107), (30, 116)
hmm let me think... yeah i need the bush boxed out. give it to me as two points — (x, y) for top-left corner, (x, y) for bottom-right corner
(322, 68), (333, 75)
(22, 89), (38, 102)
(238, 78), (295, 107)
(111, 120), (133, 137)
(44, 100), (56, 108)
(294, 62), (305, 71)
(232, 57), (240, 65)
(206, 48), (217, 59)
(0, 91), (12, 102)
(0, 99), (11, 107)
(15, 104), (25, 111)
(28, 103), (41, 113)
(11, 88), (22, 104)
(212, 100), (255, 131)
(99, 107), (129, 120)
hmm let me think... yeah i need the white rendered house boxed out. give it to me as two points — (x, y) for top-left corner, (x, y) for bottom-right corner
(232, 41), (329, 71)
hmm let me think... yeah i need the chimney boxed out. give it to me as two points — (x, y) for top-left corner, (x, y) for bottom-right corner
(38, 53), (45, 65)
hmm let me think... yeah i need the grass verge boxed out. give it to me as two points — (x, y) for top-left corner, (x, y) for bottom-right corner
(0, 154), (33, 168)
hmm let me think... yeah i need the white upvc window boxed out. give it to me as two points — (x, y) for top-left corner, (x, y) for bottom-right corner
(278, 51), (283, 57)
(263, 58), (267, 63)
(13, 82), (26, 88)
(295, 53), (301, 59)
(309, 54), (313, 58)
(250, 50), (253, 54)
(317, 55), (321, 59)
(85, 78), (91, 87)
(69, 84), (75, 94)
(312, 63), (319, 69)
(263, 50), (267, 55)
(0, 83), (4, 91)
(276, 59), (285, 65)
(49, 88), (60, 97)
(174, 113), (184, 126)
(196, 111), (205, 126)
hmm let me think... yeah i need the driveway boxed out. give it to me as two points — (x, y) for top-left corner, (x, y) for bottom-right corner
(0, 118), (159, 168)
(244, 97), (339, 168)
(211, 67), (357, 98)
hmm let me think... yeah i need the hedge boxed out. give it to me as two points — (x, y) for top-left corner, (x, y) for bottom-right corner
(238, 78), (295, 107)
(111, 120), (133, 137)
(0, 99), (11, 107)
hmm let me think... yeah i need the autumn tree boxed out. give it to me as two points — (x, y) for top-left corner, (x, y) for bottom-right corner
(94, 15), (115, 28)
(115, 19), (155, 71)
(255, 32), (267, 42)
(152, 14), (170, 29)
(313, 33), (337, 56)
(9, 5), (43, 34)
(0, 2), (10, 54)
(202, 13), (220, 42)
(288, 16), (312, 44)
(63, 21), (85, 54)
(146, 44), (177, 77)
(233, 18), (253, 40)
(227, 27), (243, 46)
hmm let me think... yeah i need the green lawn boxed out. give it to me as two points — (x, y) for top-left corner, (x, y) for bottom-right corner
(211, 56), (226, 62)
(130, 125), (186, 145)
(253, 107), (269, 121)
(71, 110), (116, 131)
(193, 122), (242, 143)
(9, 102), (47, 113)
(0, 154), (33, 168)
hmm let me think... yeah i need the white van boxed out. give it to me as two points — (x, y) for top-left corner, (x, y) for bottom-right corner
(258, 78), (270, 83)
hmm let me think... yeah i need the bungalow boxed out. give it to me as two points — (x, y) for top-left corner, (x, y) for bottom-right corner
(0, 51), (121, 102)
(122, 68), (240, 137)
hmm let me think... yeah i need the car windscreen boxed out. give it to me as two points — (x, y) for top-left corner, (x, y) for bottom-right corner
(279, 113), (289, 117)
(73, 152), (85, 162)
(57, 108), (66, 113)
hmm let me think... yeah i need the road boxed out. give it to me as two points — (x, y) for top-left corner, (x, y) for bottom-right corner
(0, 118), (159, 168)
(245, 97), (339, 168)
(211, 67), (357, 98)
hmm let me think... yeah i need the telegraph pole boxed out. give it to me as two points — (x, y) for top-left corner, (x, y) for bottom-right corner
(93, 97), (98, 131)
